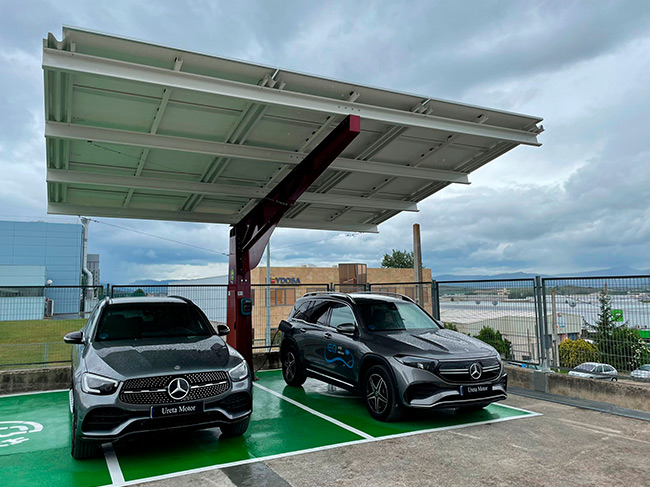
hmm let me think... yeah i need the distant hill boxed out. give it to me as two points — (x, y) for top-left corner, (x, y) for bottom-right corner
(434, 266), (649, 282)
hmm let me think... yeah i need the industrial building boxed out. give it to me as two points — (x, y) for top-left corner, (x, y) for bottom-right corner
(0, 220), (99, 320)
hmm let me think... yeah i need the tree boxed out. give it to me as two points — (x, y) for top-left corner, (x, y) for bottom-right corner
(593, 288), (615, 350)
(381, 249), (414, 268)
(591, 287), (650, 371)
(559, 339), (600, 369)
(475, 326), (512, 359)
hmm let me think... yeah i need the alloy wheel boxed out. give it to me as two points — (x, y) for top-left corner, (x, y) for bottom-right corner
(366, 373), (388, 414)
(285, 351), (296, 382)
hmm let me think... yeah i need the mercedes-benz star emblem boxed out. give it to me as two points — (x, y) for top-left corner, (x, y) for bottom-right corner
(167, 378), (190, 400)
(469, 362), (483, 380)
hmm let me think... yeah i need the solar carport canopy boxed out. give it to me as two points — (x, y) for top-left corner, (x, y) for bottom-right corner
(43, 27), (543, 233)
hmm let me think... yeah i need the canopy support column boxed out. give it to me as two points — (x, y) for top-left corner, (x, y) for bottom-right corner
(226, 115), (361, 368)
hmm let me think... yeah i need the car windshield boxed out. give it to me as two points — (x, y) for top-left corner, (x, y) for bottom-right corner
(640, 365), (650, 371)
(356, 299), (441, 331)
(95, 303), (212, 341)
(575, 363), (596, 372)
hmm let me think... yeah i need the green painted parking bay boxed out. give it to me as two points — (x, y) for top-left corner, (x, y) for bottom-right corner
(0, 371), (539, 487)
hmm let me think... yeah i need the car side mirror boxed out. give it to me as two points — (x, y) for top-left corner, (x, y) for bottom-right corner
(216, 324), (230, 336)
(64, 330), (83, 344)
(336, 323), (357, 336)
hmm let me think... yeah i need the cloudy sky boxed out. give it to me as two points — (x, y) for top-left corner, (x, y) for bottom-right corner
(1, 0), (650, 283)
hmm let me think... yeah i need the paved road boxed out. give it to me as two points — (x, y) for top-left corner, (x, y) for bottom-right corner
(142, 394), (650, 487)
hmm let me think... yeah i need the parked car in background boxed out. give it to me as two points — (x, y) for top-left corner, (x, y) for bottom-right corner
(568, 362), (618, 381)
(279, 291), (507, 422)
(631, 364), (650, 380)
(64, 296), (252, 459)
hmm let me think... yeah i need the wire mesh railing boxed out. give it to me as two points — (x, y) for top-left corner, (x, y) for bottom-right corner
(251, 283), (329, 350)
(437, 279), (541, 364)
(4, 276), (649, 377)
(542, 276), (650, 373)
(0, 285), (105, 368)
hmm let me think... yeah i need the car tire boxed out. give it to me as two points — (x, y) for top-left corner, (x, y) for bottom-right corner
(219, 417), (250, 438)
(363, 365), (401, 422)
(611, 377), (618, 382)
(70, 407), (98, 460)
(282, 345), (306, 387)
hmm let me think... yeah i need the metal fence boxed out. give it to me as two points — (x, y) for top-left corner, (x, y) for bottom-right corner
(541, 276), (650, 372)
(3, 276), (649, 374)
(0, 285), (105, 368)
(436, 279), (541, 364)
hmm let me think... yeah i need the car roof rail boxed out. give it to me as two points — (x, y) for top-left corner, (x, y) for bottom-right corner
(168, 295), (194, 305)
(351, 291), (416, 304)
(301, 291), (357, 304)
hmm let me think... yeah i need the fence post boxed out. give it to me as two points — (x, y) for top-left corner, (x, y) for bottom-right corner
(431, 280), (441, 320)
(534, 276), (550, 370)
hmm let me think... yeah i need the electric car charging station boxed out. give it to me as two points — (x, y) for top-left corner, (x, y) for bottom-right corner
(2, 26), (547, 486)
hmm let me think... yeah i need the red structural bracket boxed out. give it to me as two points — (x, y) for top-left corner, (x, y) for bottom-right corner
(227, 115), (361, 367)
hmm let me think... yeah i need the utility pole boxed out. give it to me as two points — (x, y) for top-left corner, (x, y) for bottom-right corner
(265, 241), (271, 347)
(413, 223), (424, 305)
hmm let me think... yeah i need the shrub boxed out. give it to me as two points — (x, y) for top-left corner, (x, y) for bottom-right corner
(443, 322), (458, 332)
(559, 339), (599, 369)
(475, 326), (512, 359)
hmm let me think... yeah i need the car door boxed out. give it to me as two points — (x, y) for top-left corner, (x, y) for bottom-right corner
(321, 302), (362, 385)
(298, 300), (332, 371)
(593, 365), (605, 379)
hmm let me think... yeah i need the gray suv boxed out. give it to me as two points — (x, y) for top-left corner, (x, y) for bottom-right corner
(64, 296), (252, 459)
(279, 292), (507, 421)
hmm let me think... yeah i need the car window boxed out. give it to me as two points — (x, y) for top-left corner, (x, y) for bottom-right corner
(291, 301), (313, 321)
(329, 303), (356, 328)
(594, 365), (604, 373)
(604, 366), (614, 373)
(95, 303), (212, 341)
(307, 301), (331, 326)
(356, 299), (440, 331)
(641, 365), (650, 371)
(575, 363), (596, 372)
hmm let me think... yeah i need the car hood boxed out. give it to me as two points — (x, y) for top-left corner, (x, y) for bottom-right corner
(84, 336), (232, 380)
(375, 328), (497, 358)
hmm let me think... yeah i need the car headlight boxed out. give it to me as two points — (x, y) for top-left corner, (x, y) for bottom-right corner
(229, 360), (249, 382)
(81, 373), (119, 395)
(395, 356), (438, 372)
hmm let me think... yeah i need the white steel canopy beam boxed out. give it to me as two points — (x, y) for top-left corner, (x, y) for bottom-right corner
(46, 169), (419, 212)
(46, 202), (379, 233)
(45, 122), (470, 184)
(42, 48), (542, 146)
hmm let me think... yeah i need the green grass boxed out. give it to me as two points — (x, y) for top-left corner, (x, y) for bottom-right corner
(0, 319), (85, 368)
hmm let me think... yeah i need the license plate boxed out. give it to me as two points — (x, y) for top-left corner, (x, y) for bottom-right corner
(460, 385), (492, 396)
(151, 401), (204, 419)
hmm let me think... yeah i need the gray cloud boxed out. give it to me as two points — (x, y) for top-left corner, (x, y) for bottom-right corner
(1, 0), (649, 282)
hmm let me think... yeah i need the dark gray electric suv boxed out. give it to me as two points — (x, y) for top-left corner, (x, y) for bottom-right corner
(64, 296), (252, 459)
(279, 292), (507, 421)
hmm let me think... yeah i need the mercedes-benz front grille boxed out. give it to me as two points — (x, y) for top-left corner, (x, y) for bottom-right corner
(119, 371), (230, 405)
(437, 357), (501, 383)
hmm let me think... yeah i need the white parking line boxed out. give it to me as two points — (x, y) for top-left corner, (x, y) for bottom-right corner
(103, 411), (541, 487)
(253, 383), (373, 439)
(103, 442), (125, 485)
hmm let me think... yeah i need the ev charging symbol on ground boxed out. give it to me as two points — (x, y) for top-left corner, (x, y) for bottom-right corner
(0, 421), (43, 448)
